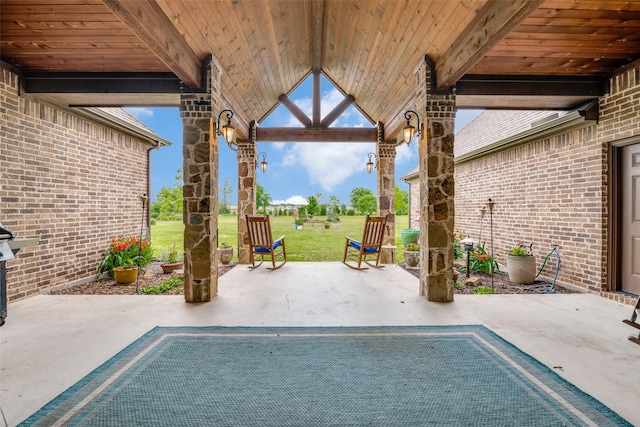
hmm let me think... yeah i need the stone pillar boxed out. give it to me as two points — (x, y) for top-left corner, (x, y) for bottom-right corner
(416, 57), (456, 302)
(180, 59), (221, 302)
(376, 122), (396, 263)
(236, 131), (256, 264)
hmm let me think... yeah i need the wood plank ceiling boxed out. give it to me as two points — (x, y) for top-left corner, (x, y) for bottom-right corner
(2, 0), (640, 139)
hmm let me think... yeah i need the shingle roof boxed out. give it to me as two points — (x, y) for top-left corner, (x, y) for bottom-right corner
(77, 107), (171, 146)
(454, 110), (569, 157)
(401, 109), (573, 181)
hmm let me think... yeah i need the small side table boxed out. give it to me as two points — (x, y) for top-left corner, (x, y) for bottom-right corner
(381, 244), (398, 265)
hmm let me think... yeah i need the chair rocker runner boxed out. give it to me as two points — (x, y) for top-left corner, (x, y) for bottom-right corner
(246, 215), (287, 270)
(342, 215), (386, 270)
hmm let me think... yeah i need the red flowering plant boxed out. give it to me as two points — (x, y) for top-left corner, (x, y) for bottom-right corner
(469, 242), (500, 275)
(97, 236), (153, 278)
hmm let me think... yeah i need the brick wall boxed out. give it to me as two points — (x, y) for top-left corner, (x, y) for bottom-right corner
(1, 66), (153, 302)
(451, 61), (640, 295)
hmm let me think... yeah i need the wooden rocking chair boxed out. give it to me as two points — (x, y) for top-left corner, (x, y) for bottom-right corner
(342, 215), (386, 270)
(246, 215), (287, 270)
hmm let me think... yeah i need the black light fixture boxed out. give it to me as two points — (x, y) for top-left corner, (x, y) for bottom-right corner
(257, 152), (268, 173)
(402, 110), (422, 145)
(366, 152), (377, 174)
(216, 109), (236, 150)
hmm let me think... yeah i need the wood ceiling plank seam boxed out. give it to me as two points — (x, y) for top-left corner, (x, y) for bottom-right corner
(0, 20), (131, 30)
(507, 30), (640, 41)
(530, 7), (640, 19)
(524, 17), (640, 26)
(273, 0), (298, 92)
(364, 1), (438, 120)
(311, 0), (324, 70)
(541, 1), (640, 11)
(437, 0), (545, 89)
(355, 0), (410, 113)
(1, 32), (148, 41)
(482, 50), (638, 60)
(513, 24), (640, 34)
(283, 0), (310, 92)
(0, 13), (123, 22)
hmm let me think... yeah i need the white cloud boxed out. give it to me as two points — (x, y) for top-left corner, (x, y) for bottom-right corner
(272, 195), (308, 205)
(286, 142), (375, 192)
(395, 141), (417, 165)
(125, 107), (154, 119)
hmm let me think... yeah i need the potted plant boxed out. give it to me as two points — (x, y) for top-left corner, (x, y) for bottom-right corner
(218, 241), (234, 264)
(97, 236), (153, 284)
(505, 243), (536, 285)
(295, 217), (304, 230)
(404, 242), (420, 267)
(160, 243), (183, 274)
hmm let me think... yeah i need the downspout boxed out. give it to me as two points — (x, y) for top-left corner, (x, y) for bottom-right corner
(146, 141), (161, 240)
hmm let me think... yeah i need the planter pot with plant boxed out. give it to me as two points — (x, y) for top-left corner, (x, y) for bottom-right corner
(295, 218), (304, 230)
(218, 242), (234, 264)
(161, 243), (183, 274)
(97, 236), (153, 284)
(404, 242), (420, 267)
(505, 243), (536, 285)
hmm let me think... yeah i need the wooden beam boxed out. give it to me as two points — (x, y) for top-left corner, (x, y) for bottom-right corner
(278, 94), (313, 127)
(321, 94), (355, 127)
(313, 70), (321, 126)
(311, 0), (324, 70)
(436, 0), (544, 89)
(256, 127), (377, 142)
(24, 72), (181, 94)
(456, 74), (607, 97)
(102, 0), (202, 88)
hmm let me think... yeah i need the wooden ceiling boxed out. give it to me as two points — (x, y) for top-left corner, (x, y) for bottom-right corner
(2, 0), (640, 139)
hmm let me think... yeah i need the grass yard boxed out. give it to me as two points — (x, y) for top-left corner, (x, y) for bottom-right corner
(151, 215), (410, 262)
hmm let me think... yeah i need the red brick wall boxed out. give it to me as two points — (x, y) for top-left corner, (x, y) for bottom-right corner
(1, 66), (152, 302)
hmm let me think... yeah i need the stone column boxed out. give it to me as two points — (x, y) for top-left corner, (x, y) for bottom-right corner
(180, 59), (221, 302)
(416, 57), (456, 302)
(236, 132), (256, 264)
(376, 122), (396, 263)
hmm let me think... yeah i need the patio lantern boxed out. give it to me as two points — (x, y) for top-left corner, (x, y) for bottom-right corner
(461, 237), (476, 278)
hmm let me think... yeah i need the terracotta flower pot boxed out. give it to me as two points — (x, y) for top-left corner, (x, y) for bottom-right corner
(113, 266), (138, 285)
(161, 261), (183, 274)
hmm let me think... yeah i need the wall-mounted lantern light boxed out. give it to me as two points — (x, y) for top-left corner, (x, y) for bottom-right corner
(217, 109), (236, 150)
(366, 152), (378, 174)
(258, 152), (268, 173)
(402, 110), (423, 145)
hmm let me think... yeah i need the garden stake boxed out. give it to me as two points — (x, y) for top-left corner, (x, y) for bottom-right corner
(487, 198), (495, 290)
(136, 194), (148, 291)
(479, 206), (486, 244)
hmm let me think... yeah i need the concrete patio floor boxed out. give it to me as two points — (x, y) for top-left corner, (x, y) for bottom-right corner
(1, 262), (639, 426)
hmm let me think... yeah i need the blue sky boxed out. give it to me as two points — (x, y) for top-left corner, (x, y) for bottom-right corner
(126, 76), (481, 205)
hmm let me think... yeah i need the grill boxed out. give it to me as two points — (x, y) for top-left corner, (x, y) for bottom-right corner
(0, 223), (37, 326)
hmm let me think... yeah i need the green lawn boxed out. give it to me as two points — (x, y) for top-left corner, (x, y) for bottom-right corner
(151, 215), (410, 262)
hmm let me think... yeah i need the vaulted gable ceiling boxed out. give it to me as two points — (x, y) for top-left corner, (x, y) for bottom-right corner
(2, 0), (640, 140)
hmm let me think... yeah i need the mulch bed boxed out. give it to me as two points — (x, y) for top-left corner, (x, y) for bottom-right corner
(49, 262), (237, 296)
(398, 261), (577, 294)
(50, 261), (576, 296)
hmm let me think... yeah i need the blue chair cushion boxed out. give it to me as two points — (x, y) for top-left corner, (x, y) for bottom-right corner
(349, 241), (378, 253)
(254, 240), (282, 253)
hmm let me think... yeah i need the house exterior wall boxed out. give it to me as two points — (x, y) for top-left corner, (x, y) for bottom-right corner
(452, 61), (640, 299)
(1, 66), (152, 302)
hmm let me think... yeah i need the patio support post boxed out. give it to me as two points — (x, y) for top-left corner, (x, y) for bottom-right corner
(416, 56), (456, 302)
(376, 122), (396, 263)
(236, 128), (257, 264)
(180, 57), (221, 302)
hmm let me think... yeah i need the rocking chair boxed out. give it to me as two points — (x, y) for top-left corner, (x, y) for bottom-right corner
(245, 215), (287, 270)
(342, 215), (386, 270)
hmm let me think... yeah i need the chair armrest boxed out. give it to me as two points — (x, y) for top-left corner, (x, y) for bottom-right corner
(344, 236), (359, 243)
(274, 236), (286, 244)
